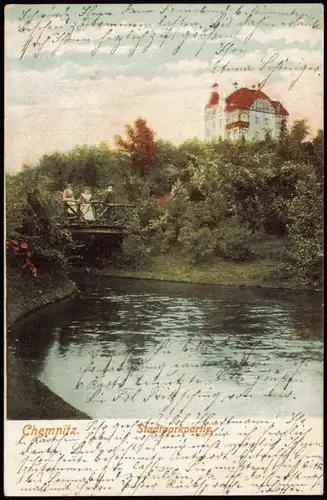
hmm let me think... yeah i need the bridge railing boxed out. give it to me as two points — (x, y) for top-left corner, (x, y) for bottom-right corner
(61, 201), (137, 227)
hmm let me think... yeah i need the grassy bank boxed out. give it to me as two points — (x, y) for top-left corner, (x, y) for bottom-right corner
(6, 265), (78, 329)
(6, 264), (90, 420)
(90, 253), (303, 290)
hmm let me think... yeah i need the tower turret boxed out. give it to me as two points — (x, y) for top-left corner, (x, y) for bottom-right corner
(205, 83), (225, 142)
(207, 82), (220, 106)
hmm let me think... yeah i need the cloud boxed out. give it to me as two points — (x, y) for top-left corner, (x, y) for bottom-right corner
(267, 71), (323, 135)
(236, 26), (323, 48)
(161, 59), (209, 73)
(212, 46), (323, 69)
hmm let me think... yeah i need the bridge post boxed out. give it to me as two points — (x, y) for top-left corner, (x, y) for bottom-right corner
(77, 202), (81, 224)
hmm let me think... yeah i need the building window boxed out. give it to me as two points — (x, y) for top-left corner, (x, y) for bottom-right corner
(276, 121), (281, 129)
(256, 116), (260, 124)
(212, 121), (216, 129)
(265, 117), (269, 125)
(256, 132), (260, 139)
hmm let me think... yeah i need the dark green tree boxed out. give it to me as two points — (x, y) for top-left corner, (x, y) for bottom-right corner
(290, 118), (311, 144)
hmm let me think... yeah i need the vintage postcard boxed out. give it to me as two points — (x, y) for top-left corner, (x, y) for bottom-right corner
(4, 3), (323, 496)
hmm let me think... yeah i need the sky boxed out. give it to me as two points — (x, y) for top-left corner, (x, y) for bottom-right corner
(5, 3), (324, 173)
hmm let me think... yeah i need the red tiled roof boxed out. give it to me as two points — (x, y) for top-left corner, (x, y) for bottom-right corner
(224, 87), (289, 115)
(271, 100), (289, 116)
(224, 87), (269, 111)
(207, 92), (219, 106)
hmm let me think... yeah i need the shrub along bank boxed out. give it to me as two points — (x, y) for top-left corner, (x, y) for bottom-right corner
(6, 173), (89, 419)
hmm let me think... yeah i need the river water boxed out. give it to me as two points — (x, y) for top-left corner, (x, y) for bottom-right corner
(8, 274), (323, 421)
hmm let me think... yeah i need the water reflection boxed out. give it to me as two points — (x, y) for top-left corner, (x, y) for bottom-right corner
(8, 275), (323, 419)
(7, 297), (76, 376)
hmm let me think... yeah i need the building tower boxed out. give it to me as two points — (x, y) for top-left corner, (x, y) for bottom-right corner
(204, 83), (226, 142)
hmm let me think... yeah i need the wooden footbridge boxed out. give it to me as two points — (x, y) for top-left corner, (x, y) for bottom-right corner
(58, 201), (137, 235)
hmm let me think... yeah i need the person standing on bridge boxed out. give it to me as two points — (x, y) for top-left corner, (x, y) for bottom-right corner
(62, 183), (76, 217)
(102, 184), (115, 204)
(78, 187), (95, 221)
(100, 184), (116, 221)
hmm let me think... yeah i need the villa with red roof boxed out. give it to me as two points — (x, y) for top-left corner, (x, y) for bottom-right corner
(205, 82), (289, 142)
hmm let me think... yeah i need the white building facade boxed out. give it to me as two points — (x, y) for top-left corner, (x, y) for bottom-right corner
(205, 83), (289, 142)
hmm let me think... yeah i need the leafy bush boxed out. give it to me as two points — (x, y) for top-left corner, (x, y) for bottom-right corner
(286, 176), (323, 287)
(135, 196), (161, 228)
(6, 238), (41, 277)
(214, 220), (256, 262)
(120, 234), (150, 268)
(178, 226), (215, 264)
(6, 167), (72, 277)
(149, 227), (177, 254)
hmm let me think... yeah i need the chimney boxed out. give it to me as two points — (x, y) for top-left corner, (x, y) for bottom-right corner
(233, 81), (238, 90)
